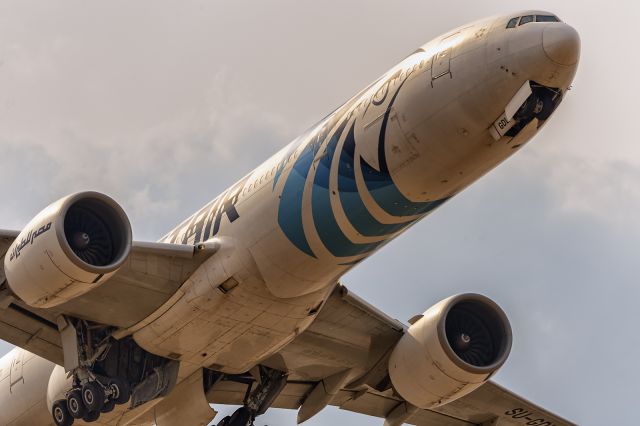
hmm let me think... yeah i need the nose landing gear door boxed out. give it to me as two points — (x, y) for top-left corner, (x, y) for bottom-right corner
(9, 349), (24, 392)
(431, 32), (459, 82)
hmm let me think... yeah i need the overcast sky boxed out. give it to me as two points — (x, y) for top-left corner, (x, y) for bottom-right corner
(0, 1), (637, 425)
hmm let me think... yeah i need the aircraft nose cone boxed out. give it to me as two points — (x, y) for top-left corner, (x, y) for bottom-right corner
(542, 24), (580, 66)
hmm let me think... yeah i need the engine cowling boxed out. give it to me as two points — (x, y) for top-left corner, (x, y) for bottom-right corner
(388, 293), (512, 409)
(4, 191), (132, 308)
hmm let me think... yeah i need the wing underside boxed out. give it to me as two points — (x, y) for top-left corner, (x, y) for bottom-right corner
(206, 285), (575, 426)
(0, 230), (215, 366)
(1, 229), (574, 425)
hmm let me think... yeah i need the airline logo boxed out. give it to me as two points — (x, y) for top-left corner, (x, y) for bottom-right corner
(276, 71), (448, 261)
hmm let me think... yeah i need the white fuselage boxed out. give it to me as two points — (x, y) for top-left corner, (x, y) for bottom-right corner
(0, 350), (58, 425)
(0, 10), (579, 425)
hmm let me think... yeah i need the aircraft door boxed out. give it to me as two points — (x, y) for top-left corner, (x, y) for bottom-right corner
(9, 349), (24, 392)
(431, 32), (459, 80)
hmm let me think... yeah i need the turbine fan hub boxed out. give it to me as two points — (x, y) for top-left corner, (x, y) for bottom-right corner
(445, 306), (496, 367)
(64, 205), (115, 267)
(455, 333), (472, 351)
(71, 231), (91, 250)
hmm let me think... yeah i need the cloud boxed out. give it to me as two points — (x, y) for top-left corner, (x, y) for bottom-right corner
(545, 154), (640, 231)
(0, 69), (293, 239)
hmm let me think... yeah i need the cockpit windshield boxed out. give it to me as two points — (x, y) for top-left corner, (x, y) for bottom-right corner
(519, 15), (535, 25)
(536, 15), (560, 22)
(505, 14), (561, 28)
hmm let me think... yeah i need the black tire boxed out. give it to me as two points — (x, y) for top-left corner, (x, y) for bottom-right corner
(536, 92), (557, 121)
(82, 382), (105, 412)
(108, 377), (130, 405)
(100, 398), (116, 413)
(82, 410), (100, 422)
(229, 407), (252, 426)
(52, 399), (74, 426)
(217, 416), (231, 426)
(66, 390), (86, 419)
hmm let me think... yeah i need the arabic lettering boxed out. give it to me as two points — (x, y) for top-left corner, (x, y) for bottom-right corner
(8, 222), (52, 262)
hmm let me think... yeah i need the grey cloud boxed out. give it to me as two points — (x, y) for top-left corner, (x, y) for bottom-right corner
(0, 69), (293, 239)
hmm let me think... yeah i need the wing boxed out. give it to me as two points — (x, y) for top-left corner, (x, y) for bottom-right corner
(207, 284), (575, 426)
(3, 226), (574, 425)
(0, 230), (216, 365)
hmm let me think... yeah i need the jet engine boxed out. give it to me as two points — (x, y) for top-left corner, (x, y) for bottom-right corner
(388, 293), (512, 409)
(4, 191), (132, 308)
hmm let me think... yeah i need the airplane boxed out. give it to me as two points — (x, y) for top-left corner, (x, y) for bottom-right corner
(0, 9), (579, 426)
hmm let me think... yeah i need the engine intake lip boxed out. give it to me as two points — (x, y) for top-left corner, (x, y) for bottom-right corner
(55, 191), (132, 274)
(437, 293), (512, 375)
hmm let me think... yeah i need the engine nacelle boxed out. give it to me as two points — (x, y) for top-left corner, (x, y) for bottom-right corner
(4, 191), (132, 308)
(388, 293), (512, 409)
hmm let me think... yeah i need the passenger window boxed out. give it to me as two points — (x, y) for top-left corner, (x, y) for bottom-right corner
(519, 15), (534, 25)
(536, 15), (560, 22)
(506, 18), (518, 29)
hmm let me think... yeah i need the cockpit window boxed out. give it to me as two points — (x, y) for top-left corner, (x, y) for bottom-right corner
(519, 15), (534, 25)
(506, 14), (561, 29)
(536, 15), (560, 22)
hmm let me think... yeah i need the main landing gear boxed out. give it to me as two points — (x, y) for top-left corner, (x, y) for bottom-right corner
(51, 318), (178, 425)
(52, 376), (130, 426)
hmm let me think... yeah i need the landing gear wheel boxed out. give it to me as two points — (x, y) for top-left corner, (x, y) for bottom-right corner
(217, 416), (231, 426)
(82, 410), (101, 422)
(514, 95), (538, 121)
(228, 407), (252, 426)
(108, 377), (130, 405)
(52, 400), (74, 426)
(100, 399), (116, 413)
(82, 382), (105, 412)
(535, 92), (556, 121)
(66, 390), (86, 419)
